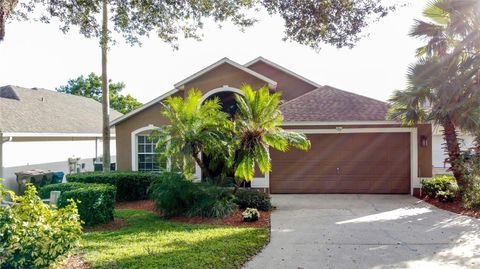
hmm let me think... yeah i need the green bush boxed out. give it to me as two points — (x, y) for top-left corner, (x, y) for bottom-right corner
(188, 185), (237, 218)
(437, 190), (455, 203)
(463, 181), (480, 209)
(148, 172), (237, 218)
(39, 183), (116, 226)
(421, 175), (458, 198)
(38, 182), (90, 197)
(0, 184), (82, 269)
(67, 171), (160, 201)
(242, 208), (260, 222)
(234, 189), (272, 211)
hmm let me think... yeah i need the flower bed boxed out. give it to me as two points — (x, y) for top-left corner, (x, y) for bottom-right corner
(415, 193), (480, 219)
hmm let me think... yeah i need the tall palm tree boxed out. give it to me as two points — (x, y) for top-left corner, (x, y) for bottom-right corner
(389, 54), (480, 189)
(232, 84), (310, 187)
(155, 89), (232, 181)
(411, 0), (480, 57)
(389, 0), (480, 190)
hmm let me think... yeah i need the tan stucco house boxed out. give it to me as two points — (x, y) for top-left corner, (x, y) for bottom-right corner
(110, 57), (432, 195)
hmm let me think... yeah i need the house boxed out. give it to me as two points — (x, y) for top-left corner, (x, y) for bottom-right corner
(110, 57), (432, 195)
(0, 85), (122, 192)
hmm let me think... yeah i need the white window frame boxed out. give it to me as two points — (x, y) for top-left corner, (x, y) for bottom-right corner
(131, 124), (171, 172)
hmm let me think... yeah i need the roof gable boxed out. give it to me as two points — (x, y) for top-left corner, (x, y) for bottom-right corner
(245, 57), (321, 89)
(280, 86), (390, 122)
(174, 57), (277, 89)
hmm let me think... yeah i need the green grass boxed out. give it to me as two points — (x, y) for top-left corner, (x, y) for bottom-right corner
(80, 209), (269, 269)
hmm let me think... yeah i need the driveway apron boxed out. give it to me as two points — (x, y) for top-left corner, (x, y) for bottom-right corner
(244, 194), (480, 269)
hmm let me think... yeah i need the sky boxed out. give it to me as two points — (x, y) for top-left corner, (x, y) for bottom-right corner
(0, 1), (426, 104)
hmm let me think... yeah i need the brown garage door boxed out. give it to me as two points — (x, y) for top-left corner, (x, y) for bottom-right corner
(270, 133), (410, 194)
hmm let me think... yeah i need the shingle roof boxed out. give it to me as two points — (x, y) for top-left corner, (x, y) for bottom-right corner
(0, 85), (123, 134)
(279, 85), (390, 122)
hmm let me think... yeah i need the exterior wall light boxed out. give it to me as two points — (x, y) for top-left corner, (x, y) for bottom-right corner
(420, 135), (428, 147)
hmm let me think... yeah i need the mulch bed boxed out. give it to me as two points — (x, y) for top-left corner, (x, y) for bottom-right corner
(170, 209), (270, 228)
(116, 200), (270, 228)
(415, 194), (480, 219)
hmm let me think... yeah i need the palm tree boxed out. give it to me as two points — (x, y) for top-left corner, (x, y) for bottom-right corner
(232, 84), (310, 188)
(389, 54), (480, 190)
(389, 0), (480, 190)
(410, 0), (480, 57)
(154, 89), (232, 181)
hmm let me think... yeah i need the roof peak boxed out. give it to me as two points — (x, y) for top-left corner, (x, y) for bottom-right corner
(244, 57), (322, 89)
(174, 57), (277, 89)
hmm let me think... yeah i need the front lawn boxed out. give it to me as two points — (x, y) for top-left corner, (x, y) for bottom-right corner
(79, 209), (269, 269)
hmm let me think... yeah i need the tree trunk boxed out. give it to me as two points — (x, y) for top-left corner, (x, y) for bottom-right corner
(442, 118), (466, 190)
(0, 9), (5, 41)
(101, 0), (110, 172)
(193, 152), (208, 182)
(0, 0), (19, 41)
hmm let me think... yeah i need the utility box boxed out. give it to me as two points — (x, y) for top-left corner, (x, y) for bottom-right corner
(15, 169), (54, 194)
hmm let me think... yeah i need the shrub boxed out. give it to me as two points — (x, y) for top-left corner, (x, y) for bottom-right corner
(421, 175), (458, 198)
(235, 189), (272, 211)
(39, 183), (116, 226)
(242, 208), (260, 222)
(437, 190), (455, 203)
(188, 185), (237, 218)
(67, 171), (160, 201)
(463, 181), (480, 209)
(0, 184), (82, 269)
(148, 172), (237, 218)
(148, 172), (198, 217)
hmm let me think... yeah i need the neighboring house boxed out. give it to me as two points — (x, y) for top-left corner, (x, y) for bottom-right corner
(110, 57), (432, 195)
(432, 126), (476, 175)
(0, 85), (122, 192)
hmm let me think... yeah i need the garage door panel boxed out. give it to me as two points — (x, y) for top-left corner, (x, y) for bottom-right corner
(270, 133), (411, 194)
(272, 164), (339, 175)
(271, 179), (341, 193)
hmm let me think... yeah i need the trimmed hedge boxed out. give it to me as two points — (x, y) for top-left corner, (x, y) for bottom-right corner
(235, 189), (272, 211)
(67, 171), (160, 201)
(421, 175), (458, 198)
(39, 183), (116, 226)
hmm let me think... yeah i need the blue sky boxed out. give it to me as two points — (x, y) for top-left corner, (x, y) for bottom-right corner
(0, 1), (425, 103)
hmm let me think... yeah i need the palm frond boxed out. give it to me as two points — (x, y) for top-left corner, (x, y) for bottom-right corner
(234, 153), (255, 181)
(254, 143), (271, 174)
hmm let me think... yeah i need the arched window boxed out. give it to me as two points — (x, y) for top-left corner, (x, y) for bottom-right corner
(131, 125), (170, 172)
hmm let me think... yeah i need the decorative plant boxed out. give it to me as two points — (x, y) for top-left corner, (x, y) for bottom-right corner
(155, 89), (233, 180)
(242, 208), (260, 222)
(0, 183), (82, 268)
(232, 84), (310, 189)
(437, 190), (455, 203)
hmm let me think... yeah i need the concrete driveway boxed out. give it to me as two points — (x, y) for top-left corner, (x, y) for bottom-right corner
(244, 195), (480, 269)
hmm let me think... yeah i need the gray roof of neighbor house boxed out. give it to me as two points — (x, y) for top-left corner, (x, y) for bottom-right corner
(0, 85), (123, 134)
(279, 85), (390, 122)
